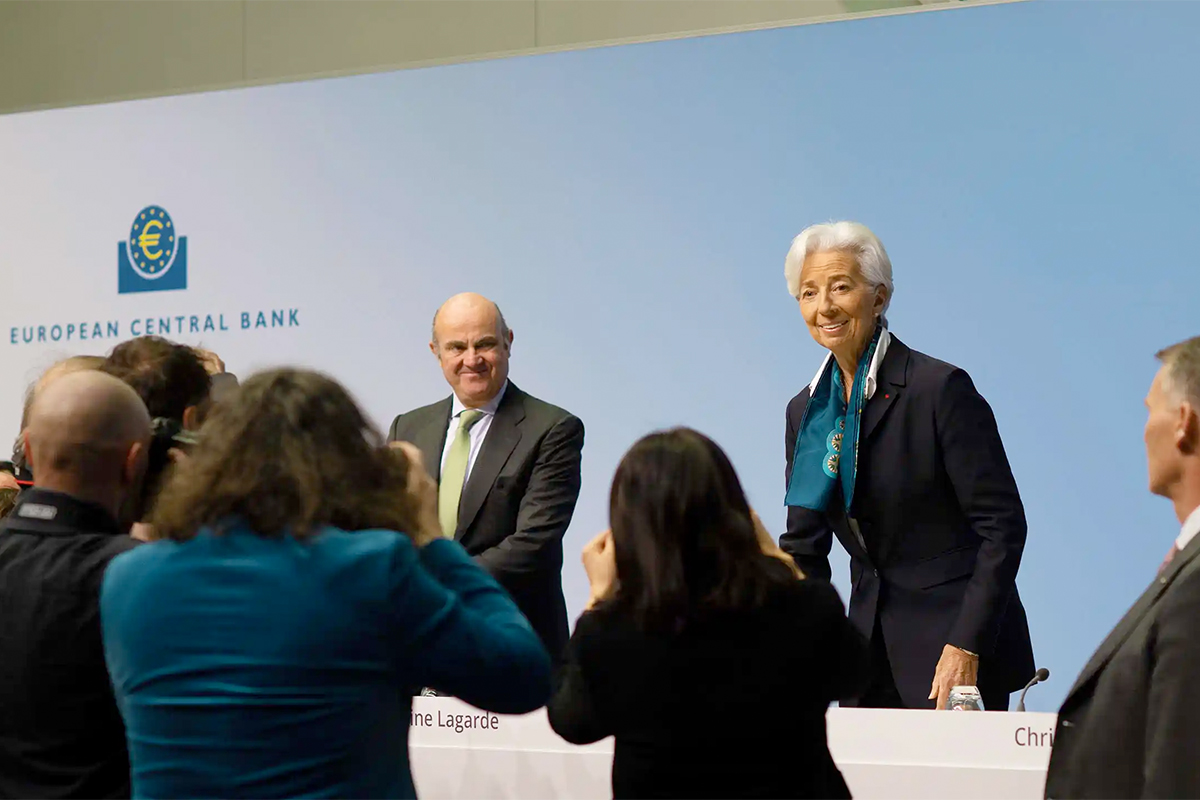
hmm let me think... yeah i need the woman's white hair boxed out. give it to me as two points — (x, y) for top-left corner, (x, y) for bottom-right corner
(784, 221), (894, 326)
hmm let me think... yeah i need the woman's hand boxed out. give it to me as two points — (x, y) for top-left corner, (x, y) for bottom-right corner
(750, 508), (804, 578)
(928, 644), (980, 709)
(581, 529), (617, 610)
(129, 522), (156, 542)
(389, 441), (442, 547)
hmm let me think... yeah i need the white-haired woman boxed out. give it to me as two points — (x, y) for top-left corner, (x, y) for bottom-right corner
(779, 221), (1034, 712)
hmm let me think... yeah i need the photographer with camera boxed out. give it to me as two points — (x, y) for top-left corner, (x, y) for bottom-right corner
(99, 337), (227, 532)
(0, 370), (152, 797)
(100, 368), (551, 798)
(9, 355), (107, 488)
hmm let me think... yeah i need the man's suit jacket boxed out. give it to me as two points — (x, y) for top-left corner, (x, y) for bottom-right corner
(781, 336), (1035, 708)
(389, 383), (584, 660)
(1044, 534), (1200, 799)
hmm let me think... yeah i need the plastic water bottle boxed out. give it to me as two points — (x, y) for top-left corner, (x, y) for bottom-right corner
(947, 685), (984, 711)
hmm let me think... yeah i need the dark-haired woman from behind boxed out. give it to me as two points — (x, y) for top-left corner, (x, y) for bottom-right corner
(547, 428), (868, 799)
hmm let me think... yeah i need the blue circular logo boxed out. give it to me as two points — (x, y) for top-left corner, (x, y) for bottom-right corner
(127, 206), (177, 279)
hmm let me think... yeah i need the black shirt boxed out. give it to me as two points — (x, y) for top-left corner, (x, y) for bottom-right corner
(0, 488), (141, 799)
(547, 578), (869, 800)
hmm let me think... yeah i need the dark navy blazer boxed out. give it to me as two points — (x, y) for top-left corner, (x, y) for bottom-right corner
(781, 335), (1035, 708)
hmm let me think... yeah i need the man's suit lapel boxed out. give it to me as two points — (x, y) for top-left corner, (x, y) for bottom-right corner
(456, 385), (525, 538)
(413, 399), (452, 483)
(860, 335), (909, 443)
(1064, 534), (1200, 704)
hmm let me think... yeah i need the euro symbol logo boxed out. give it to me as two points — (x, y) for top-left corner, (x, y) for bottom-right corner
(120, 205), (186, 293)
(138, 220), (164, 260)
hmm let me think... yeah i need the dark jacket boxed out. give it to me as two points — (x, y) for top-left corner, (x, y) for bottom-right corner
(1044, 531), (1200, 799)
(389, 382), (583, 660)
(0, 488), (140, 799)
(781, 336), (1035, 707)
(547, 579), (868, 799)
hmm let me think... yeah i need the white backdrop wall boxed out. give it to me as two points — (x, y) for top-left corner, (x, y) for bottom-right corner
(2, 1), (1199, 711)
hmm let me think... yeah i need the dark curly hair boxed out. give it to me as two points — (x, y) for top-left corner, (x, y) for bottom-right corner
(100, 336), (210, 422)
(149, 368), (423, 542)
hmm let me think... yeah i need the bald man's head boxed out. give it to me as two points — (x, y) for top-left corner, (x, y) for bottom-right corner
(25, 371), (152, 516)
(431, 293), (509, 344)
(429, 292), (513, 408)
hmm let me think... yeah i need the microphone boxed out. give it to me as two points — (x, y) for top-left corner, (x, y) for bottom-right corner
(1016, 668), (1050, 712)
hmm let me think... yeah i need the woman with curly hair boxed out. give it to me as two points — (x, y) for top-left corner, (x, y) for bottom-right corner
(100, 368), (551, 799)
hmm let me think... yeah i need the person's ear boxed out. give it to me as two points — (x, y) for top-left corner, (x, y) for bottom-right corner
(873, 286), (888, 317)
(21, 431), (32, 472)
(429, 340), (439, 358)
(124, 441), (147, 488)
(505, 329), (514, 353)
(182, 406), (199, 431)
(1179, 402), (1199, 455)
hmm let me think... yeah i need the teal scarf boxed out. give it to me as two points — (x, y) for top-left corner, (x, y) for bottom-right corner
(785, 327), (882, 512)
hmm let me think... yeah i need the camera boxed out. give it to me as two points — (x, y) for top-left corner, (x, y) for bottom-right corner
(149, 417), (199, 465)
(6, 439), (34, 488)
(139, 417), (200, 517)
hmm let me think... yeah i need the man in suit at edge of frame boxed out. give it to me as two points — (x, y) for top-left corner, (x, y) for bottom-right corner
(1045, 334), (1200, 798)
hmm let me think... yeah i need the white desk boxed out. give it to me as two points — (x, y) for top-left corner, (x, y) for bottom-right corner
(409, 697), (1055, 799)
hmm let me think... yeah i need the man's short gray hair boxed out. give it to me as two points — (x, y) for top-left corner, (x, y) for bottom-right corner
(430, 301), (510, 345)
(784, 221), (894, 327)
(1157, 335), (1200, 407)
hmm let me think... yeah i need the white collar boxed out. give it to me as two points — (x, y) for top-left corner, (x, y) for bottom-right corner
(451, 380), (508, 419)
(1177, 504), (1200, 552)
(808, 326), (891, 401)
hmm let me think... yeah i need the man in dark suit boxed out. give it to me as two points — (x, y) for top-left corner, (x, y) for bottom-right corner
(0, 370), (152, 798)
(389, 293), (584, 661)
(1045, 336), (1200, 798)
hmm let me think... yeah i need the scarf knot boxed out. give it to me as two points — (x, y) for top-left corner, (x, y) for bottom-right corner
(785, 326), (888, 512)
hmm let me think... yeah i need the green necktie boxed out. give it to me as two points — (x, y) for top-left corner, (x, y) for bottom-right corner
(438, 409), (484, 538)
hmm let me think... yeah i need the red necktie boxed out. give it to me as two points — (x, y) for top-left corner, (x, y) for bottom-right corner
(1159, 543), (1180, 577)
